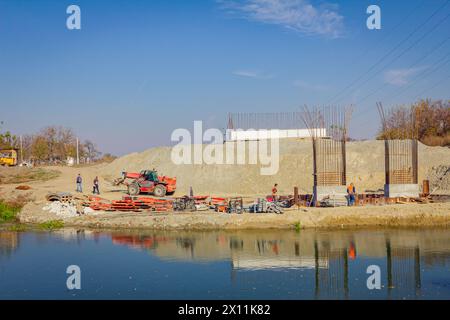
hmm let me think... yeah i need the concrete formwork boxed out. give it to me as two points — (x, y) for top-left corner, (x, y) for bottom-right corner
(301, 106), (352, 207)
(384, 139), (419, 198)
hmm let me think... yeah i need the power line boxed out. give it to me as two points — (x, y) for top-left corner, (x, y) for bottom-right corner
(383, 51), (450, 104)
(325, 0), (450, 106)
(353, 53), (450, 128)
(358, 69), (450, 129)
(348, 0), (426, 65)
(339, 9), (450, 107)
(354, 35), (450, 110)
(413, 70), (450, 98)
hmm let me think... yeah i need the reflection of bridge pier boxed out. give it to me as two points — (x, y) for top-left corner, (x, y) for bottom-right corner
(229, 236), (351, 299)
(314, 239), (349, 299)
(386, 240), (421, 299)
(107, 229), (450, 299)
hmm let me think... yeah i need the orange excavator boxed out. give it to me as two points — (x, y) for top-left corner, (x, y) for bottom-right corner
(113, 169), (176, 197)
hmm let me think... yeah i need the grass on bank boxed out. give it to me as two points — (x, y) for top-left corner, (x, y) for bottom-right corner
(0, 167), (60, 184)
(7, 224), (27, 232)
(0, 201), (21, 223)
(39, 220), (64, 230)
(0, 194), (33, 223)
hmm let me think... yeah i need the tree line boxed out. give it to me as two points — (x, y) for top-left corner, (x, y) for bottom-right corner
(377, 99), (450, 147)
(0, 124), (115, 164)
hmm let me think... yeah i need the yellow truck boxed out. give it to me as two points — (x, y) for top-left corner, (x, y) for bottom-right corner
(0, 149), (18, 166)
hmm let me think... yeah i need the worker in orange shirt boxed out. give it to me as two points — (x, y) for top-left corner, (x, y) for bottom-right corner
(272, 183), (278, 202)
(347, 182), (356, 206)
(348, 241), (357, 260)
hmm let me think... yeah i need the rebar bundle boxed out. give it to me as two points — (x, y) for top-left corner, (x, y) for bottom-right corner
(300, 106), (353, 187)
(227, 112), (307, 130)
(377, 102), (419, 185)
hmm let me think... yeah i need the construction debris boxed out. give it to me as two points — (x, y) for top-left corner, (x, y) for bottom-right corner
(43, 201), (77, 218)
(42, 184), (440, 219)
(15, 185), (31, 190)
(228, 197), (244, 214)
(172, 196), (196, 212)
(43, 200), (102, 218)
(248, 198), (284, 214)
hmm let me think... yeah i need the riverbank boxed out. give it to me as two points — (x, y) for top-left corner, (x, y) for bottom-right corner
(0, 141), (449, 231)
(17, 201), (450, 230)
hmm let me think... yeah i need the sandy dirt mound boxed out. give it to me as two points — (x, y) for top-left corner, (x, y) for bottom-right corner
(427, 165), (450, 193)
(100, 140), (450, 196)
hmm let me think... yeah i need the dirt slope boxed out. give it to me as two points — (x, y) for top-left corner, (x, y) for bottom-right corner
(100, 139), (450, 196)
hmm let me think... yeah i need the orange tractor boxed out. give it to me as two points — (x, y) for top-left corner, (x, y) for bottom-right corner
(113, 169), (176, 197)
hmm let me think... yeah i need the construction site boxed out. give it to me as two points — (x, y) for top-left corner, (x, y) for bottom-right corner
(0, 107), (447, 230)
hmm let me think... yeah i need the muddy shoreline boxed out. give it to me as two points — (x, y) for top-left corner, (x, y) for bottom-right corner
(16, 201), (450, 231)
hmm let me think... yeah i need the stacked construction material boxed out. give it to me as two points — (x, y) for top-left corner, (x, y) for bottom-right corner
(249, 198), (284, 214)
(172, 196), (224, 212)
(125, 196), (173, 212)
(87, 196), (113, 211)
(211, 197), (226, 205)
(173, 196), (196, 211)
(86, 196), (173, 212)
(46, 192), (73, 202)
(228, 197), (244, 214)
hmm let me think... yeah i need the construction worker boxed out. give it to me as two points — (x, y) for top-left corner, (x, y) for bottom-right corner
(347, 182), (356, 206)
(76, 174), (82, 193)
(272, 183), (278, 202)
(348, 241), (357, 260)
(93, 176), (100, 195)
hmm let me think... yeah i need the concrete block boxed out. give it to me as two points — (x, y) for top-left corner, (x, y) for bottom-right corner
(384, 184), (420, 198)
(314, 185), (348, 206)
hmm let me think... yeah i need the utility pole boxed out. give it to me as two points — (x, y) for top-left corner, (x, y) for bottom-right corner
(20, 135), (23, 164)
(76, 137), (80, 165)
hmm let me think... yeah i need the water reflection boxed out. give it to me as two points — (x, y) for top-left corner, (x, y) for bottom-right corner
(0, 232), (19, 260)
(0, 228), (449, 299)
(109, 229), (450, 299)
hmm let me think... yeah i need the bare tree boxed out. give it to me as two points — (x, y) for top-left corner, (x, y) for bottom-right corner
(377, 99), (450, 146)
(83, 140), (101, 162)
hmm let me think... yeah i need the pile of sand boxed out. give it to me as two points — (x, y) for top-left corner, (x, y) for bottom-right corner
(100, 139), (450, 196)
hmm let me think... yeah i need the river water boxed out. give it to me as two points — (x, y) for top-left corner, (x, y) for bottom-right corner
(0, 228), (449, 299)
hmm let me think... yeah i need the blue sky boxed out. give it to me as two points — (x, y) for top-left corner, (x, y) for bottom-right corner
(1, 0), (449, 155)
